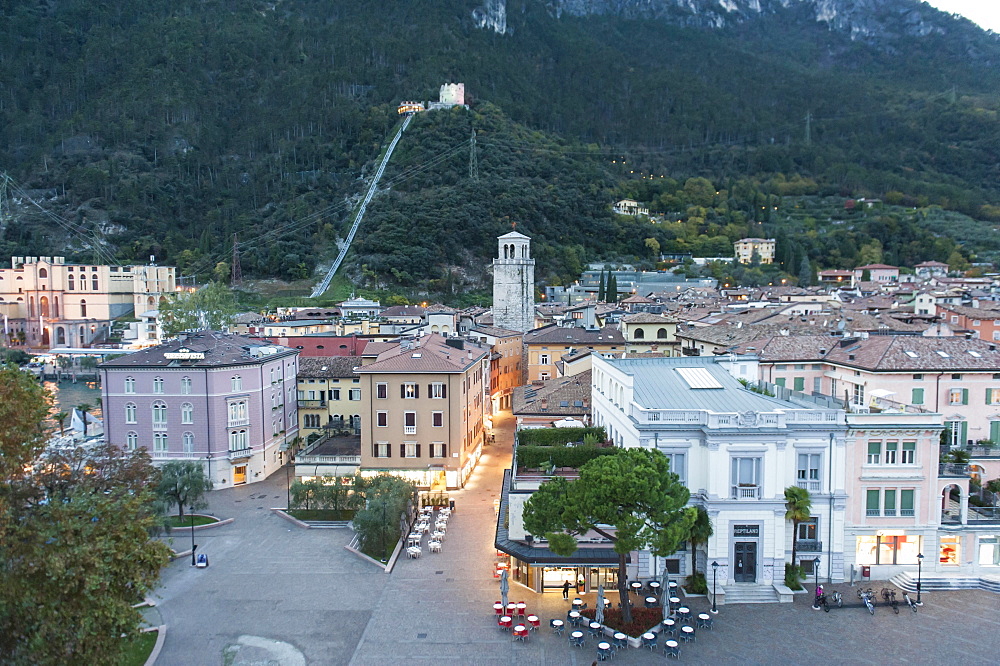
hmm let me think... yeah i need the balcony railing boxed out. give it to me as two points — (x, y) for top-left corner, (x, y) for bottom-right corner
(939, 463), (971, 478)
(969, 507), (1000, 523)
(796, 480), (821, 492)
(731, 485), (761, 500)
(297, 400), (327, 408)
(227, 418), (250, 428)
(227, 447), (253, 460)
(404, 425), (417, 435)
(900, 509), (915, 517)
(796, 540), (823, 553)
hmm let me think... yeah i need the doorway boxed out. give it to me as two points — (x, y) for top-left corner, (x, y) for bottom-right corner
(734, 542), (757, 582)
(233, 465), (247, 485)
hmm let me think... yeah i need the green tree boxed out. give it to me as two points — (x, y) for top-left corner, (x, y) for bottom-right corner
(798, 256), (813, 286)
(523, 448), (696, 623)
(159, 282), (239, 338)
(644, 237), (661, 258)
(597, 270), (606, 302)
(155, 460), (214, 517)
(607, 273), (618, 303)
(352, 474), (416, 561)
(53, 411), (69, 439)
(76, 402), (93, 438)
(0, 370), (170, 664)
(687, 505), (714, 578)
(784, 485), (812, 579)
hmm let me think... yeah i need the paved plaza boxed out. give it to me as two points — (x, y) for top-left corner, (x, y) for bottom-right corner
(151, 412), (1000, 664)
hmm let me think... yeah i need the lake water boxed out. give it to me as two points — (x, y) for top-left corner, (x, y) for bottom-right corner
(43, 379), (103, 421)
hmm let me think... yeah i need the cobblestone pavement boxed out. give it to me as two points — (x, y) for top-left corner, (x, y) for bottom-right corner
(152, 411), (1000, 664)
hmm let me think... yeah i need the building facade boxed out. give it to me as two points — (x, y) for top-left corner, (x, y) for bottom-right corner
(734, 238), (776, 265)
(356, 333), (489, 490)
(296, 356), (364, 435)
(492, 231), (535, 333)
(100, 331), (299, 487)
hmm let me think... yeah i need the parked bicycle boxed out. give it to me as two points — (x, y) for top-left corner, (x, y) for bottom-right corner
(858, 587), (876, 615)
(902, 591), (919, 613)
(830, 589), (843, 608)
(814, 585), (843, 612)
(881, 588), (900, 614)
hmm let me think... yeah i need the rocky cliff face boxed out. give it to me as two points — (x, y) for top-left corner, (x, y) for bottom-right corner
(475, 0), (965, 42)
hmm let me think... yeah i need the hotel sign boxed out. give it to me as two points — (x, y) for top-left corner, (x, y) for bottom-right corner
(733, 524), (760, 538)
(164, 348), (205, 360)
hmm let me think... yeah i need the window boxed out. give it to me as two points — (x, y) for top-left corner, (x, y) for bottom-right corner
(883, 489), (897, 516)
(228, 429), (248, 451)
(853, 383), (865, 405)
(152, 376), (164, 394)
(901, 441), (916, 464)
(231, 375), (242, 392)
(270, 368), (275, 384)
(181, 403), (193, 424)
(404, 411), (416, 434)
(793, 377), (805, 392)
(183, 432), (194, 453)
(431, 442), (446, 458)
(403, 442), (419, 458)
(80, 299), (86, 317)
(634, 327), (645, 340)
(978, 535), (1000, 566)
(125, 402), (136, 423)
(987, 388), (1000, 405)
(376, 382), (388, 399)
(856, 535), (921, 565)
(430, 382), (446, 398)
(775, 377), (786, 388)
(153, 433), (167, 452)
(912, 374), (923, 380)
(91, 275), (98, 290)
(374, 441), (390, 458)
(402, 383), (417, 399)
(945, 420), (967, 448)
(349, 388), (361, 401)
(376, 411), (388, 427)
(813, 376), (822, 394)
(884, 441), (898, 464)
(949, 388), (968, 405)
(181, 376), (192, 394)
(797, 517), (818, 542)
(730, 457), (761, 498)
(228, 400), (247, 424)
(539, 354), (550, 365)
(900, 489), (915, 517)
(68, 274), (74, 290)
(124, 376), (135, 394)
(796, 453), (821, 491)
(331, 388), (341, 401)
(911, 388), (924, 405)
(152, 402), (167, 426)
(866, 489), (880, 516)
(432, 411), (444, 427)
(303, 414), (320, 428)
(867, 441), (880, 464)
(657, 328), (668, 339)
(126, 431), (138, 451)
(663, 452), (686, 484)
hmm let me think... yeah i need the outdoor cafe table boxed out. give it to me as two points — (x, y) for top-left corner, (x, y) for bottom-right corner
(613, 632), (628, 649)
(568, 611), (582, 626)
(645, 596), (658, 608)
(649, 581), (661, 592)
(661, 619), (676, 635)
(572, 598), (584, 609)
(516, 601), (527, 616)
(527, 614), (540, 630)
(630, 581), (644, 595)
(677, 607), (691, 622)
(513, 625), (527, 641)
(669, 596), (681, 608)
(494, 602), (504, 616)
(499, 616), (513, 630)
(589, 621), (603, 637)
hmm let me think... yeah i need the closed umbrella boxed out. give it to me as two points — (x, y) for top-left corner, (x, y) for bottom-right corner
(500, 569), (509, 609)
(661, 562), (672, 621)
(595, 585), (606, 625)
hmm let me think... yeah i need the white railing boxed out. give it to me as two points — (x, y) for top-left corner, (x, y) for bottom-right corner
(296, 454), (361, 465)
(731, 485), (761, 500)
(227, 447), (253, 460)
(227, 418), (250, 428)
(404, 426), (416, 435)
(796, 480), (821, 492)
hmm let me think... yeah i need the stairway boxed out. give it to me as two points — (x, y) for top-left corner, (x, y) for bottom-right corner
(722, 584), (781, 604)
(889, 571), (1000, 594)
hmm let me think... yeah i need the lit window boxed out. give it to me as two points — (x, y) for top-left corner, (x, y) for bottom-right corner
(403, 383), (417, 399)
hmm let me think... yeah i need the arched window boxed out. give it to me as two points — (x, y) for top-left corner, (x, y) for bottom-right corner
(55, 327), (66, 345)
(124, 376), (136, 394)
(634, 327), (645, 340)
(181, 402), (194, 424)
(147, 296), (155, 307)
(231, 375), (242, 392)
(79, 326), (84, 339)
(39, 296), (49, 317)
(183, 432), (194, 453)
(657, 328), (668, 339)
(153, 433), (167, 452)
(153, 376), (164, 394)
(522, 245), (527, 258)
(125, 402), (137, 424)
(68, 274), (74, 290)
(91, 274), (98, 290)
(181, 376), (192, 394)
(151, 402), (167, 426)
(38, 268), (47, 278)
(80, 300), (87, 317)
(126, 432), (138, 451)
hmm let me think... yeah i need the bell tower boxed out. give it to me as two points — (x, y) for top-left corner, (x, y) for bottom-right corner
(492, 231), (535, 332)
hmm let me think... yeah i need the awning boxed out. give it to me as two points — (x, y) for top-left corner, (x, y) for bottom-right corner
(869, 389), (896, 399)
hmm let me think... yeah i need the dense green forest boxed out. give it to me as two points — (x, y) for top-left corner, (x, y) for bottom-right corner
(0, 0), (998, 296)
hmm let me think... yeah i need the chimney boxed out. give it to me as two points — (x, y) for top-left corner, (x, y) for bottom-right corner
(541, 399), (548, 410)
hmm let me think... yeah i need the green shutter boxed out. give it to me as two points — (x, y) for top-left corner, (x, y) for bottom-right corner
(775, 378), (786, 388)
(962, 388), (969, 405)
(960, 421), (969, 445)
(991, 421), (1000, 444)
(988, 388), (994, 406)
(867, 441), (880, 461)
(794, 377), (805, 392)
(884, 489), (896, 514)
(912, 388), (924, 405)
(900, 490), (914, 514)
(866, 489), (880, 514)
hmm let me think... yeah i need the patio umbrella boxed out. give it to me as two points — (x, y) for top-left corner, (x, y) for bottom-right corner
(500, 569), (509, 609)
(595, 585), (606, 625)
(661, 562), (672, 621)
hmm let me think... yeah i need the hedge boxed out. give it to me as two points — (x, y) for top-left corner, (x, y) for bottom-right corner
(516, 427), (606, 447)
(516, 445), (617, 470)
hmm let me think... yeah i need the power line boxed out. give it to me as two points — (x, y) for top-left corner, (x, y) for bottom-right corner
(469, 129), (479, 181)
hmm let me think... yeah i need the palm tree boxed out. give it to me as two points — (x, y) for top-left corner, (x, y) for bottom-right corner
(53, 411), (69, 438)
(77, 403), (93, 438)
(784, 485), (812, 576)
(688, 505), (714, 578)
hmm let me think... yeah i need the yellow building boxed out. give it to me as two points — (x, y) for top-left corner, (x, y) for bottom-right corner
(296, 356), (364, 435)
(523, 324), (625, 382)
(734, 238), (776, 265)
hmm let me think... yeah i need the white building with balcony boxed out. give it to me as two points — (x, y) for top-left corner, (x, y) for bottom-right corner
(591, 354), (847, 603)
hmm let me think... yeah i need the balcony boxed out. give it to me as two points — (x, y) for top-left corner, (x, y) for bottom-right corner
(404, 425), (417, 435)
(227, 447), (253, 460)
(227, 418), (250, 428)
(796, 540), (823, 553)
(297, 400), (327, 409)
(796, 480), (821, 492)
(731, 485), (761, 500)
(939, 463), (971, 478)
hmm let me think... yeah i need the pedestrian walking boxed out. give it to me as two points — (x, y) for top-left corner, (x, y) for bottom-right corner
(562, 581), (571, 599)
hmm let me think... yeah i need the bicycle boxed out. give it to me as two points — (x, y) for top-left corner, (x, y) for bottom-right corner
(858, 588), (876, 616)
(830, 590), (843, 608)
(902, 591), (918, 613)
(881, 588), (900, 614)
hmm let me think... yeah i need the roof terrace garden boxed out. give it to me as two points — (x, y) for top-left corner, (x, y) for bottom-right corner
(513, 426), (612, 479)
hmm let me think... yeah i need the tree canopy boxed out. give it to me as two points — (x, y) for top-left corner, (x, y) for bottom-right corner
(159, 281), (238, 338)
(155, 460), (214, 517)
(522, 448), (695, 622)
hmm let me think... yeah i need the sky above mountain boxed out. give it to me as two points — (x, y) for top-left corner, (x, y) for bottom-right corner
(925, 0), (1000, 32)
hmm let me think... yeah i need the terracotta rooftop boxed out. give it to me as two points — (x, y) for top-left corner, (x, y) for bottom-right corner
(355, 333), (488, 374)
(99, 330), (296, 368)
(513, 370), (592, 416)
(298, 356), (361, 378)
(523, 324), (626, 345)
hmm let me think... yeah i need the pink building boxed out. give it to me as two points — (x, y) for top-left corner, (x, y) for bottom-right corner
(853, 264), (899, 283)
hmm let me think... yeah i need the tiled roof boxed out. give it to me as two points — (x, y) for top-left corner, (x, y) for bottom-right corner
(730, 335), (837, 362)
(513, 371), (591, 416)
(938, 305), (1000, 320)
(297, 356), (361, 378)
(621, 312), (679, 325)
(523, 324), (625, 345)
(355, 334), (488, 374)
(380, 305), (426, 318)
(469, 325), (522, 338)
(824, 336), (1000, 371)
(99, 331), (296, 368)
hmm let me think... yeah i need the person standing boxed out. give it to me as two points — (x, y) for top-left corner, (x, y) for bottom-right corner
(562, 580), (571, 599)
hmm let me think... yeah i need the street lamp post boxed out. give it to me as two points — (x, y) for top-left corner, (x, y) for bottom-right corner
(189, 506), (197, 566)
(286, 458), (291, 510)
(711, 561), (719, 614)
(916, 553), (924, 605)
(811, 558), (821, 609)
